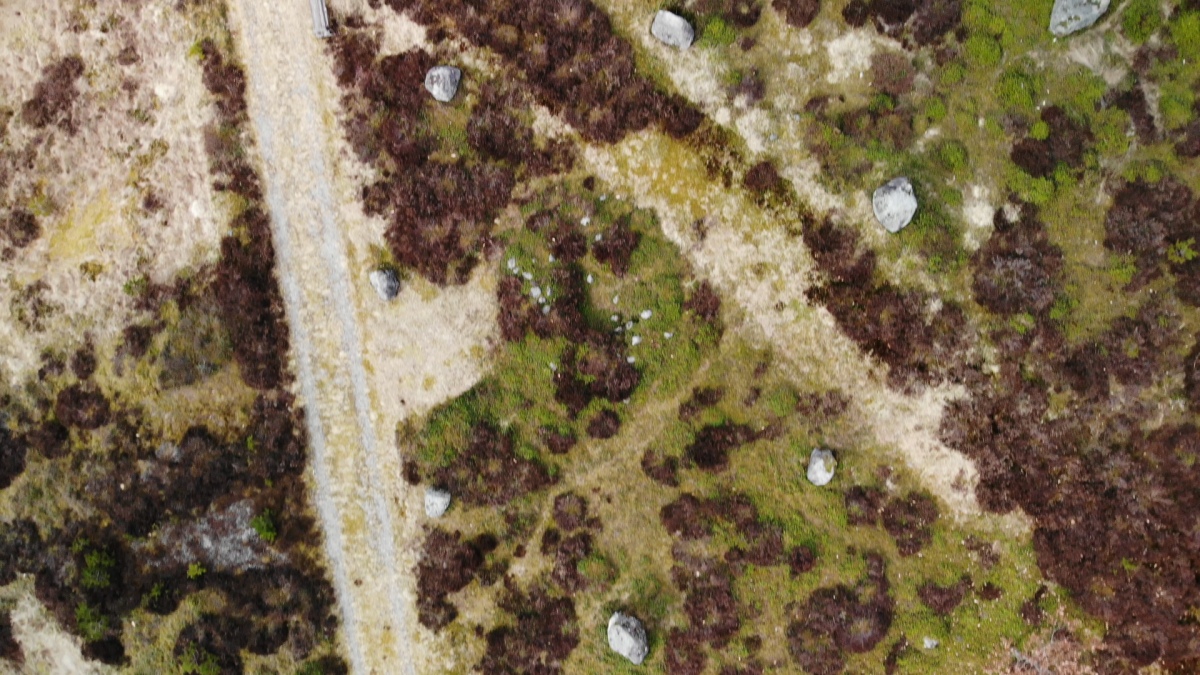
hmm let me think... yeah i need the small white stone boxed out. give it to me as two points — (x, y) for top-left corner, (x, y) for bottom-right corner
(626, 356), (636, 363)
(640, 310), (652, 320)
(531, 286), (542, 298)
(549, 254), (556, 262)
(369, 268), (402, 301)
(424, 487), (452, 518)
(600, 194), (608, 201)
(587, 274), (595, 284)
(549, 363), (557, 371)
(806, 448), (837, 487)
(542, 305), (551, 314)
(612, 294), (619, 304)
(631, 336), (642, 346)
(625, 321), (633, 330)
(651, 10), (695, 49)
(595, 234), (603, 241)
(581, 216), (591, 226)
(507, 257), (516, 269)
(923, 637), (939, 650)
(607, 612), (649, 665)
(523, 271), (533, 280)
(424, 65), (462, 103)
(611, 314), (619, 322)
(664, 332), (673, 339)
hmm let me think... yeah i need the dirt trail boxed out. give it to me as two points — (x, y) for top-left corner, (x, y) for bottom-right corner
(226, 1), (416, 672)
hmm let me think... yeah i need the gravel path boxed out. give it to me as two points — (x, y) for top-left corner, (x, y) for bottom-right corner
(227, 1), (417, 672)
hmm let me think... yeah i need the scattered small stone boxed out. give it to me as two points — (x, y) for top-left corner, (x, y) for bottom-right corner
(507, 257), (516, 269)
(651, 10), (694, 49)
(531, 286), (542, 298)
(640, 310), (652, 319)
(549, 254), (556, 262)
(523, 272), (533, 280)
(595, 234), (603, 241)
(626, 356), (636, 363)
(424, 65), (462, 103)
(664, 332), (673, 339)
(1049, 0), (1110, 37)
(923, 637), (940, 650)
(612, 294), (619, 304)
(611, 314), (619, 322)
(872, 177), (918, 234)
(600, 195), (608, 201)
(806, 448), (836, 486)
(631, 335), (642, 346)
(625, 321), (633, 330)
(542, 305), (551, 314)
(369, 268), (401, 301)
(581, 216), (591, 226)
(424, 487), (451, 518)
(587, 274), (595, 284)
(607, 612), (650, 665)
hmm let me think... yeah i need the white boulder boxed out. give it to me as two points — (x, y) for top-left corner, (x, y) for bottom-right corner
(872, 177), (918, 233)
(369, 268), (401, 301)
(806, 448), (836, 487)
(1049, 0), (1110, 37)
(607, 612), (649, 665)
(651, 10), (694, 49)
(424, 65), (462, 103)
(424, 487), (451, 518)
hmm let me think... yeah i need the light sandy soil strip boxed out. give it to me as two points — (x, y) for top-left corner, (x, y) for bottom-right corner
(227, 1), (498, 672)
(226, 1), (412, 672)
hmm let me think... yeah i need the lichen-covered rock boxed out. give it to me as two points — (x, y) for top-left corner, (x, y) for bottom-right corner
(1049, 0), (1110, 37)
(872, 177), (918, 233)
(424, 65), (462, 103)
(607, 612), (649, 665)
(424, 487), (451, 518)
(806, 448), (836, 486)
(369, 268), (401, 301)
(651, 10), (694, 49)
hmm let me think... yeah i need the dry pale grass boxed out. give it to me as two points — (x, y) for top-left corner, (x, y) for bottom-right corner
(0, 0), (225, 384)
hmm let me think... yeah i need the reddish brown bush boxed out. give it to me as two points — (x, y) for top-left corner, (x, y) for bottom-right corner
(416, 528), (496, 630)
(0, 430), (27, 491)
(550, 494), (588, 533)
(678, 386), (724, 421)
(917, 575), (970, 615)
(480, 583), (580, 673)
(665, 628), (707, 675)
(592, 215), (640, 277)
(585, 409), (621, 439)
(2, 210), (41, 251)
(70, 343), (96, 380)
(684, 280), (722, 324)
(870, 52), (916, 97)
(743, 161), (782, 193)
(0, 610), (21, 665)
(541, 427), (577, 455)
(434, 424), (553, 506)
(197, 39), (247, 125)
(212, 207), (289, 390)
(1108, 84), (1157, 144)
(787, 552), (893, 673)
(641, 447), (680, 486)
(881, 491), (938, 556)
(549, 532), (592, 592)
(843, 485), (885, 525)
(661, 494), (713, 539)
(25, 421), (69, 459)
(685, 423), (758, 471)
(971, 205), (1063, 316)
(1103, 177), (1197, 279)
(54, 385), (111, 429)
(21, 56), (85, 131)
(773, 0), (821, 28)
(1010, 107), (1092, 179)
(672, 552), (741, 647)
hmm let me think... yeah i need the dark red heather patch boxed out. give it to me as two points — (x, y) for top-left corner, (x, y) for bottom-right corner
(672, 552), (741, 647)
(0, 429), (27, 491)
(773, 0), (822, 28)
(787, 552), (893, 674)
(480, 583), (580, 674)
(383, 0), (703, 144)
(552, 492), (591, 532)
(917, 575), (971, 615)
(685, 423), (759, 471)
(21, 55), (85, 132)
(642, 447), (680, 486)
(585, 409), (621, 439)
(435, 424), (553, 507)
(54, 385), (111, 430)
(592, 215), (641, 278)
(1009, 107), (1092, 179)
(416, 528), (497, 630)
(971, 204), (1063, 316)
(1103, 177), (1197, 280)
(0, 610), (21, 665)
(881, 491), (939, 556)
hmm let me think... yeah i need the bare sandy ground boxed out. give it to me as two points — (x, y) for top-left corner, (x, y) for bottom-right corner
(227, 1), (495, 672)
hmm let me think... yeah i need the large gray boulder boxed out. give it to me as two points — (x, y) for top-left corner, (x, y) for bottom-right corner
(369, 268), (401, 301)
(424, 65), (462, 103)
(424, 487), (451, 518)
(872, 177), (918, 233)
(807, 448), (836, 487)
(607, 612), (649, 665)
(1049, 0), (1110, 37)
(651, 10), (694, 49)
